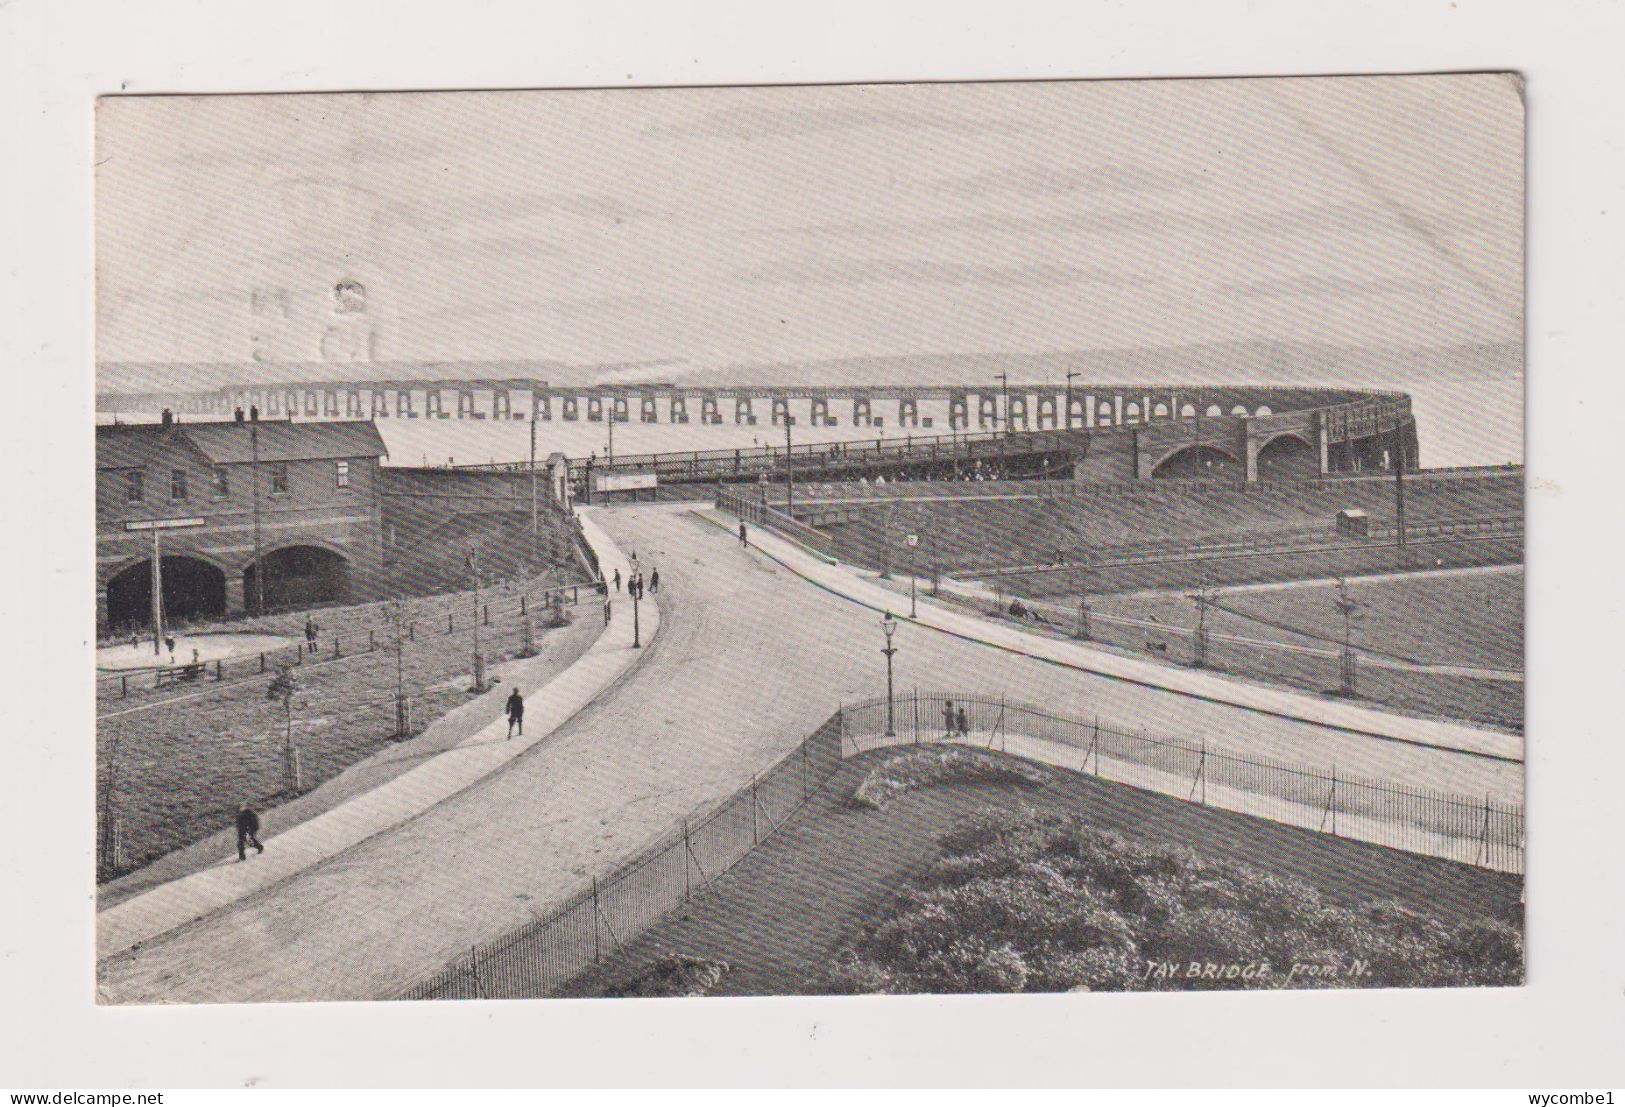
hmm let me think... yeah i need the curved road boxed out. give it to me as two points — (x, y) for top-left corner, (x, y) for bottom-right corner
(98, 503), (1521, 1004)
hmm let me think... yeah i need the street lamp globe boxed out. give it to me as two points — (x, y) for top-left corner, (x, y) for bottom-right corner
(881, 611), (897, 641)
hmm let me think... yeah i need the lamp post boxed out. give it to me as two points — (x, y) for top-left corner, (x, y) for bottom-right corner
(466, 542), (486, 691)
(905, 532), (919, 618)
(1064, 370), (1080, 430)
(630, 568), (643, 649)
(880, 611), (898, 737)
(994, 372), (1011, 437)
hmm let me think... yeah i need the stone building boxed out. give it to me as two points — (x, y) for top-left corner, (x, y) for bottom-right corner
(95, 412), (388, 631)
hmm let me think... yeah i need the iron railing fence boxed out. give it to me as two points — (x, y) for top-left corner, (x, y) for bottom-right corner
(96, 577), (601, 703)
(397, 691), (1522, 1001)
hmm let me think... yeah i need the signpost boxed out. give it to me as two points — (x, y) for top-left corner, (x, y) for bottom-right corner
(124, 517), (206, 655)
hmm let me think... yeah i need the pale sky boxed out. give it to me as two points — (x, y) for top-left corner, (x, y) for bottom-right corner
(96, 75), (1523, 371)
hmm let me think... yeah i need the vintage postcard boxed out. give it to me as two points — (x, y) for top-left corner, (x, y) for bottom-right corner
(92, 74), (1523, 1004)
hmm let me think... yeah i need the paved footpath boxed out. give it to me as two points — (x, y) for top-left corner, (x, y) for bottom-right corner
(98, 504), (1522, 1004)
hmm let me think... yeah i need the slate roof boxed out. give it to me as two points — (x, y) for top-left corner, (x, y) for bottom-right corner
(96, 420), (388, 470)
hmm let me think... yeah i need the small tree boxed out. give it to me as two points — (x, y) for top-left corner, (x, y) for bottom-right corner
(379, 597), (418, 739)
(1332, 576), (1363, 695)
(1186, 569), (1219, 668)
(266, 665), (304, 793)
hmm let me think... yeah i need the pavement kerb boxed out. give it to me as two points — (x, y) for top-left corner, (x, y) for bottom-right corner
(96, 510), (658, 962)
(691, 508), (1522, 766)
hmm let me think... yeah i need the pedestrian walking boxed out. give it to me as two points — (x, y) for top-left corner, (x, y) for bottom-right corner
(942, 698), (957, 739)
(613, 568), (622, 592)
(505, 687), (525, 739)
(649, 568), (660, 594)
(738, 521), (748, 547)
(235, 804), (265, 861)
(956, 706), (970, 738)
(304, 615), (319, 652)
(191, 647), (201, 667)
(164, 635), (176, 664)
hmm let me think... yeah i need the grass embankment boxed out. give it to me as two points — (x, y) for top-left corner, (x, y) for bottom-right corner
(97, 576), (597, 881)
(563, 747), (1522, 998)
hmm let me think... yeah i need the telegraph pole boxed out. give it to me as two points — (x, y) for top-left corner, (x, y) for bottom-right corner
(150, 526), (163, 656)
(529, 412), (539, 537)
(995, 372), (1011, 437)
(1394, 421), (1409, 549)
(783, 412), (796, 516)
(251, 417), (265, 615)
(1064, 370), (1080, 430)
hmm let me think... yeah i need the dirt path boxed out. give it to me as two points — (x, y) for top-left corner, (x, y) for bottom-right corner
(97, 504), (1522, 1004)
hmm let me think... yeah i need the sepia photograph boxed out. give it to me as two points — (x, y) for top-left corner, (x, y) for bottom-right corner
(89, 74), (1526, 1007)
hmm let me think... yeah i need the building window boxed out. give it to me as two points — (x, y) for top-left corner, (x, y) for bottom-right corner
(213, 467), (230, 498)
(170, 469), (189, 502)
(126, 471), (144, 504)
(335, 461), (350, 490)
(270, 463), (289, 496)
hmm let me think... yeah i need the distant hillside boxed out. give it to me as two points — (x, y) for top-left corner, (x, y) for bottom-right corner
(96, 341), (1520, 395)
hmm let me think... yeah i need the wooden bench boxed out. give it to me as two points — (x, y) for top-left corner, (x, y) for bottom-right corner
(155, 663), (206, 687)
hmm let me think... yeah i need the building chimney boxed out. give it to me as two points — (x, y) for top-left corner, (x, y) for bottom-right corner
(160, 407), (173, 426)
(234, 407), (245, 423)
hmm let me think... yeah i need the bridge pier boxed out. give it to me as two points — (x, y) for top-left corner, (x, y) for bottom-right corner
(562, 396), (579, 421)
(397, 390), (417, 418)
(810, 396), (833, 426)
(1007, 394), (1029, 430)
(1036, 393), (1058, 430)
(322, 390), (339, 417)
(456, 391), (475, 419)
(949, 392), (969, 430)
(670, 395), (689, 424)
(701, 396), (720, 425)
(771, 397), (790, 426)
(641, 396), (658, 423)
(425, 390), (445, 419)
(977, 395), (997, 429)
(587, 395), (604, 422)
(493, 391), (513, 420)
(611, 395), (629, 423)
(852, 397), (873, 427)
(898, 397), (920, 428)
(734, 396), (756, 425)
(532, 393), (551, 421)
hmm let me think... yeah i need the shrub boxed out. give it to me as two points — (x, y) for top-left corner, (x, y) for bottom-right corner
(821, 808), (1522, 994)
(848, 747), (1051, 811)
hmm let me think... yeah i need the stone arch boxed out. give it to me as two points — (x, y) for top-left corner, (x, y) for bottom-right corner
(1254, 405), (1274, 417)
(104, 553), (228, 630)
(242, 542), (350, 611)
(1254, 432), (1318, 481)
(1230, 404), (1250, 416)
(1204, 404), (1223, 417)
(1180, 403), (1197, 419)
(1124, 401), (1142, 424)
(1152, 401), (1170, 419)
(1151, 443), (1243, 480)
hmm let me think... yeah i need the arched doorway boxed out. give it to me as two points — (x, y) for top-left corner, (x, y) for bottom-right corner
(1152, 444), (1242, 480)
(105, 555), (227, 631)
(244, 545), (350, 611)
(1255, 434), (1319, 481)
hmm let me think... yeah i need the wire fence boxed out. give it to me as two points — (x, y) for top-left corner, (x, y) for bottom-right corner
(840, 692), (1524, 875)
(395, 690), (1522, 1001)
(398, 711), (846, 1000)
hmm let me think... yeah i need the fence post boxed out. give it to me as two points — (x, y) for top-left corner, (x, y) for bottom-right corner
(1476, 795), (1492, 866)
(260, 652), (266, 672)
(1320, 768), (1339, 835)
(409, 622), (415, 641)
(121, 674), (128, 697)
(484, 604), (490, 626)
(215, 659), (223, 681)
(447, 613), (454, 634)
(682, 820), (692, 901)
(802, 738), (811, 799)
(592, 876), (602, 963)
(334, 635), (342, 658)
(470, 947), (484, 1000)
(751, 775), (760, 844)
(369, 629), (376, 651)
(521, 595), (528, 615)
(1086, 716), (1099, 776)
(913, 689), (920, 744)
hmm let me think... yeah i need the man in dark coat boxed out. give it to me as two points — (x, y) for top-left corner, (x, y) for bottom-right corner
(649, 567), (660, 594)
(738, 522), (748, 547)
(505, 687), (525, 739)
(235, 805), (265, 861)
